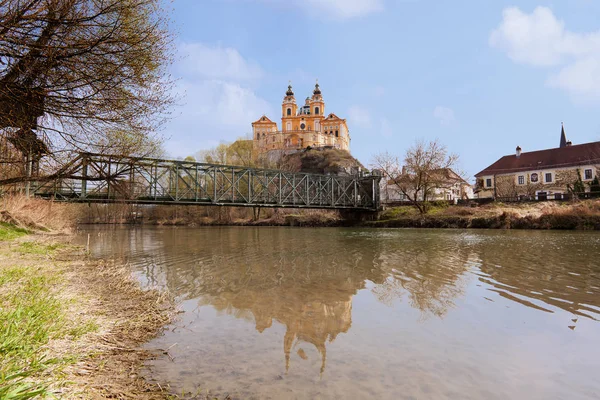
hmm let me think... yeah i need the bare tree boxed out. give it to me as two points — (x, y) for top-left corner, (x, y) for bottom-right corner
(196, 139), (255, 167)
(372, 139), (460, 214)
(0, 0), (175, 181)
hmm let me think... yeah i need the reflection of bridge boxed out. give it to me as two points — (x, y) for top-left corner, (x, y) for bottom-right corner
(32, 152), (382, 210)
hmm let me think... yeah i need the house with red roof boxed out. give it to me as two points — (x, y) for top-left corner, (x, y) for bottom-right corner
(474, 125), (600, 200)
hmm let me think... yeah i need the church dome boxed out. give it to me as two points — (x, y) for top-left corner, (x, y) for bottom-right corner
(313, 82), (321, 95)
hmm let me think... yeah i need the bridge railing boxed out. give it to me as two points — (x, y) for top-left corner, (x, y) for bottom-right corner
(32, 153), (382, 210)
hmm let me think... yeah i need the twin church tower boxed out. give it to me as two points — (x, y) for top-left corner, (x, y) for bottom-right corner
(252, 82), (350, 158)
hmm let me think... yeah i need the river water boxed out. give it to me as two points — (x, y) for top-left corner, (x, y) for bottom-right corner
(79, 226), (600, 400)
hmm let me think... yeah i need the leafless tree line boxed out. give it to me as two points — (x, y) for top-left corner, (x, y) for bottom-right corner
(1, 0), (175, 184)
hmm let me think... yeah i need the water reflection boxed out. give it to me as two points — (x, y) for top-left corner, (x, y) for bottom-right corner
(80, 227), (600, 399)
(468, 232), (600, 321)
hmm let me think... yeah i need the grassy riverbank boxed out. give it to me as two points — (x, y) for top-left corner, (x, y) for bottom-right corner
(370, 200), (600, 230)
(0, 222), (174, 399)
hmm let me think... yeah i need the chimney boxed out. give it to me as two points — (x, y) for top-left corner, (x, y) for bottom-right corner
(566, 141), (572, 147)
(516, 146), (522, 158)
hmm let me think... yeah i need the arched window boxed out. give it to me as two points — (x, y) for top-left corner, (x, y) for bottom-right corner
(287, 108), (291, 116)
(286, 122), (292, 131)
(335, 130), (339, 137)
(315, 107), (320, 115)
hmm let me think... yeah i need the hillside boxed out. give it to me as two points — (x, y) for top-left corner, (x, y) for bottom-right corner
(281, 148), (365, 175)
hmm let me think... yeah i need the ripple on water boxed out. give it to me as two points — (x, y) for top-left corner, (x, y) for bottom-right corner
(77, 226), (600, 400)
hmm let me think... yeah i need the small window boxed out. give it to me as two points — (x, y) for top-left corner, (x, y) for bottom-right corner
(518, 175), (525, 185)
(486, 178), (493, 188)
(335, 130), (339, 137)
(287, 108), (291, 116)
(584, 169), (593, 180)
(300, 123), (306, 130)
(545, 173), (552, 183)
(315, 107), (320, 115)
(530, 173), (539, 183)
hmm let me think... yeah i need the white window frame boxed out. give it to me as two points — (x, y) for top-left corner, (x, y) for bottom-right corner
(485, 178), (493, 188)
(584, 168), (593, 181)
(517, 175), (525, 185)
(544, 172), (553, 184)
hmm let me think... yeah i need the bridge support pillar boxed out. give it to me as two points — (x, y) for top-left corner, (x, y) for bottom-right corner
(339, 209), (378, 224)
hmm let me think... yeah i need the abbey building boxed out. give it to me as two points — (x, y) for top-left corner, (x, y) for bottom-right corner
(252, 83), (350, 158)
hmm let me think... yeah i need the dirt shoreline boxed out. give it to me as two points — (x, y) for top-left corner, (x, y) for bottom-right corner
(76, 200), (600, 230)
(80, 208), (600, 230)
(0, 228), (176, 399)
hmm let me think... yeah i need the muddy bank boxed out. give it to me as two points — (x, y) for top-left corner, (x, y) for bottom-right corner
(0, 224), (175, 399)
(370, 201), (600, 230)
(366, 213), (600, 230)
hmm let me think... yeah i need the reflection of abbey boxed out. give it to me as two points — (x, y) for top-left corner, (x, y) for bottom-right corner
(252, 82), (350, 158)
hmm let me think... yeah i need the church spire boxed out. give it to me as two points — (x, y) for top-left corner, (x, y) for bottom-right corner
(560, 122), (567, 148)
(313, 79), (321, 95)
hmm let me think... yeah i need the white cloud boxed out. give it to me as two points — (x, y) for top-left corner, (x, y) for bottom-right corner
(178, 80), (271, 128)
(348, 105), (372, 127)
(177, 42), (264, 82)
(547, 58), (600, 101)
(433, 106), (455, 127)
(163, 43), (272, 158)
(380, 118), (393, 138)
(490, 6), (600, 101)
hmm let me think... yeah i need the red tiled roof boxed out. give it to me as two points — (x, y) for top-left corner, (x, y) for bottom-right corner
(475, 141), (600, 177)
(387, 168), (468, 185)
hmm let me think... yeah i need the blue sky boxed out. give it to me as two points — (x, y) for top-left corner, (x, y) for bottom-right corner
(163, 0), (600, 179)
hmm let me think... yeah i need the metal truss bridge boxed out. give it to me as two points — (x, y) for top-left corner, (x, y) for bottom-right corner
(32, 153), (382, 211)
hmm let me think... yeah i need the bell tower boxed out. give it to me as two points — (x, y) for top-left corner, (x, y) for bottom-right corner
(282, 84), (297, 118)
(310, 81), (325, 132)
(282, 83), (297, 132)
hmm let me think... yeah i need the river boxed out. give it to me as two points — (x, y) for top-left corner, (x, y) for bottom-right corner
(78, 226), (600, 400)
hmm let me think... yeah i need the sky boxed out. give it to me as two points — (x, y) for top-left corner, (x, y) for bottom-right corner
(162, 0), (600, 180)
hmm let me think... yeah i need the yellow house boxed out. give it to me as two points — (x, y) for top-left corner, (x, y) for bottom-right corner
(252, 82), (350, 158)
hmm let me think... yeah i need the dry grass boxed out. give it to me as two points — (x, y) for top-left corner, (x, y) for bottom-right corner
(0, 194), (77, 232)
(377, 200), (600, 230)
(0, 232), (175, 399)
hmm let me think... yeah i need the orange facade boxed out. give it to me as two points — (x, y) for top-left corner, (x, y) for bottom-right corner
(252, 83), (350, 157)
